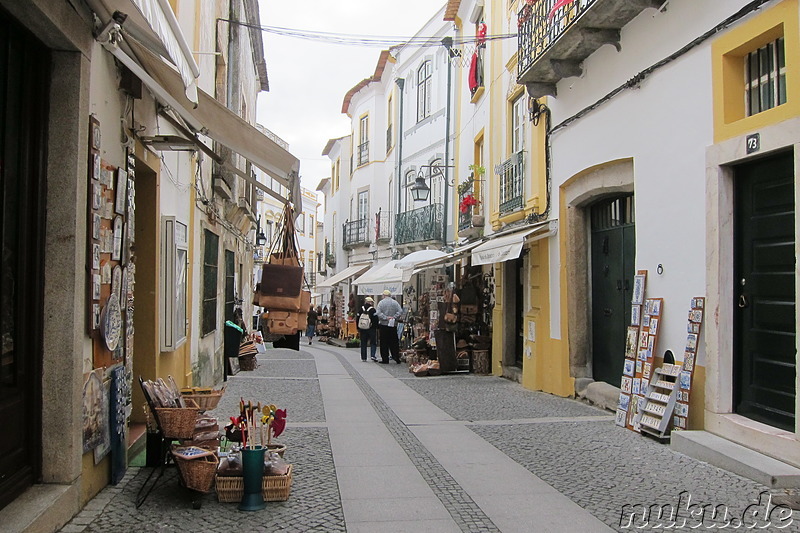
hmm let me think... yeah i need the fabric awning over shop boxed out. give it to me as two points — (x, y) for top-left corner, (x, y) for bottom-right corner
(352, 260), (407, 296)
(411, 241), (484, 272)
(317, 263), (371, 289)
(89, 0), (200, 103)
(98, 24), (300, 205)
(471, 220), (557, 266)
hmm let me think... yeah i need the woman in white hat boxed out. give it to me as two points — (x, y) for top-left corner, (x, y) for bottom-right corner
(357, 297), (378, 361)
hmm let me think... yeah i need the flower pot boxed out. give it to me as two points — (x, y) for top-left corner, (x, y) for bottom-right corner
(471, 214), (485, 227)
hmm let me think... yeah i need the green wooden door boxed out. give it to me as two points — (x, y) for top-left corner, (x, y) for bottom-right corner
(591, 195), (635, 387)
(734, 152), (796, 431)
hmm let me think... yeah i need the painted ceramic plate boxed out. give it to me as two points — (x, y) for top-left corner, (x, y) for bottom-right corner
(101, 294), (122, 351)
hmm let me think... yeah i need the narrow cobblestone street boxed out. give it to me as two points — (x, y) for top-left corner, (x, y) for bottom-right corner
(60, 345), (800, 533)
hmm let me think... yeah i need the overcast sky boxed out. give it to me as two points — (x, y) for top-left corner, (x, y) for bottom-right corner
(256, 1), (446, 193)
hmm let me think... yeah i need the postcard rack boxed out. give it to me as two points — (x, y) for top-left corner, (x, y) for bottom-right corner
(634, 363), (681, 440)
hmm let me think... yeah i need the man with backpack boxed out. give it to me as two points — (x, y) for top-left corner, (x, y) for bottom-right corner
(356, 297), (378, 361)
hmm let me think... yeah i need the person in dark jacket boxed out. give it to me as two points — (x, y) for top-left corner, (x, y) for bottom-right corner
(357, 297), (378, 361)
(306, 306), (319, 345)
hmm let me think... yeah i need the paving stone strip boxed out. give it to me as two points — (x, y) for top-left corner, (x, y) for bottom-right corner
(319, 346), (502, 533)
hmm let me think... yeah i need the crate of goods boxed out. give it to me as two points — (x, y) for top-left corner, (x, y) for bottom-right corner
(155, 398), (201, 439)
(216, 464), (293, 503)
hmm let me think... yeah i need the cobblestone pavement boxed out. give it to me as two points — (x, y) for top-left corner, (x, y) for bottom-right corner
(60, 344), (800, 532)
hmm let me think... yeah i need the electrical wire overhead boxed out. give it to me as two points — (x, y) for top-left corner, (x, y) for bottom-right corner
(219, 19), (516, 48)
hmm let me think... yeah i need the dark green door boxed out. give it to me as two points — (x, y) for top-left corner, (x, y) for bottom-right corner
(591, 195), (635, 387)
(0, 7), (49, 511)
(734, 152), (796, 432)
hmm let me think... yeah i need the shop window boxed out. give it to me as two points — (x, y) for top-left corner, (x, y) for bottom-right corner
(745, 37), (786, 116)
(202, 229), (219, 335)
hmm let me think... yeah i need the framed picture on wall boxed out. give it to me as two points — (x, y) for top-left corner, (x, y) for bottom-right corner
(631, 305), (640, 326)
(115, 169), (127, 215)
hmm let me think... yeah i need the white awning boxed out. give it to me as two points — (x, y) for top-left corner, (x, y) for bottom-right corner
(395, 249), (447, 270)
(317, 263), (371, 289)
(412, 241), (484, 272)
(352, 260), (406, 296)
(471, 220), (557, 266)
(89, 0), (200, 103)
(98, 30), (301, 206)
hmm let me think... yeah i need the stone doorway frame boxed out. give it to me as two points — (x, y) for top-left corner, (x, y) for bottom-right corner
(561, 159), (634, 388)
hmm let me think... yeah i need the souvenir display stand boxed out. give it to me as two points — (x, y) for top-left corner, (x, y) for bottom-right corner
(634, 363), (681, 440)
(405, 263), (490, 377)
(136, 377), (223, 509)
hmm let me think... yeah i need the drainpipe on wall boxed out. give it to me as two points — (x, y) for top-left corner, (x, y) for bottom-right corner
(225, 0), (242, 199)
(395, 78), (405, 243)
(442, 37), (453, 247)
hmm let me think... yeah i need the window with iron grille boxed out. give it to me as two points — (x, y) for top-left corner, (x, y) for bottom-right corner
(745, 37), (786, 116)
(202, 230), (219, 335)
(417, 60), (432, 122)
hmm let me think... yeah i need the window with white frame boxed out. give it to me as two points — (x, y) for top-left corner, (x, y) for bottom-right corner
(417, 60), (432, 122)
(358, 115), (369, 166)
(512, 95), (526, 154)
(430, 159), (444, 206)
(745, 37), (786, 116)
(405, 169), (417, 211)
(161, 217), (188, 350)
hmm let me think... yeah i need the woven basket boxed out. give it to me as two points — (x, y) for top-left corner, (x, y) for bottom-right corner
(155, 399), (200, 439)
(239, 353), (257, 371)
(174, 453), (218, 493)
(181, 391), (223, 411)
(216, 464), (293, 503)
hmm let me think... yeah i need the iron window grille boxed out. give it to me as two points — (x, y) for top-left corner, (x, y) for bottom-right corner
(496, 151), (525, 214)
(745, 37), (786, 116)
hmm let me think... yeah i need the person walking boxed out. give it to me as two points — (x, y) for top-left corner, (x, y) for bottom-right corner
(306, 306), (319, 345)
(356, 297), (378, 361)
(375, 289), (403, 364)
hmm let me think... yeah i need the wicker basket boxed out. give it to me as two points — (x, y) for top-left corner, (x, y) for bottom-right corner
(239, 353), (257, 371)
(181, 391), (224, 411)
(155, 399), (200, 439)
(174, 452), (218, 493)
(216, 464), (293, 503)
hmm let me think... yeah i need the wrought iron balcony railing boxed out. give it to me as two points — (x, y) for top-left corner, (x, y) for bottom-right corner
(517, 0), (655, 97)
(325, 241), (336, 267)
(395, 203), (444, 245)
(357, 141), (369, 167)
(518, 0), (595, 80)
(343, 218), (369, 248)
(496, 151), (525, 215)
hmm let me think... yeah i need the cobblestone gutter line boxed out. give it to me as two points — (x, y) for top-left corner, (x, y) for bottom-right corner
(322, 347), (501, 533)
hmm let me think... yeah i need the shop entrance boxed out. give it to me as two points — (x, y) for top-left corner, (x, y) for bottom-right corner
(0, 7), (49, 510)
(733, 152), (796, 432)
(590, 195), (635, 387)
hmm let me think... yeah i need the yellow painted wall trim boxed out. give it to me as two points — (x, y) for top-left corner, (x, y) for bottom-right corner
(505, 52), (519, 72)
(712, 0), (800, 143)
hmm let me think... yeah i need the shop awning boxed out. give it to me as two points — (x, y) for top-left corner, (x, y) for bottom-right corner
(411, 241), (484, 272)
(352, 260), (406, 296)
(88, 0), (200, 103)
(471, 220), (557, 266)
(317, 263), (371, 289)
(97, 26), (301, 206)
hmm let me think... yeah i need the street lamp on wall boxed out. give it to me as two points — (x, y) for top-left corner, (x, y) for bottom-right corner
(256, 216), (267, 246)
(411, 163), (455, 203)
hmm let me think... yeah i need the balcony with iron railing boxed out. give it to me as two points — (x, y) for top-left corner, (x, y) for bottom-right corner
(342, 218), (369, 249)
(395, 203), (444, 245)
(357, 141), (369, 167)
(517, 0), (660, 98)
(496, 151), (525, 215)
(325, 241), (336, 268)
